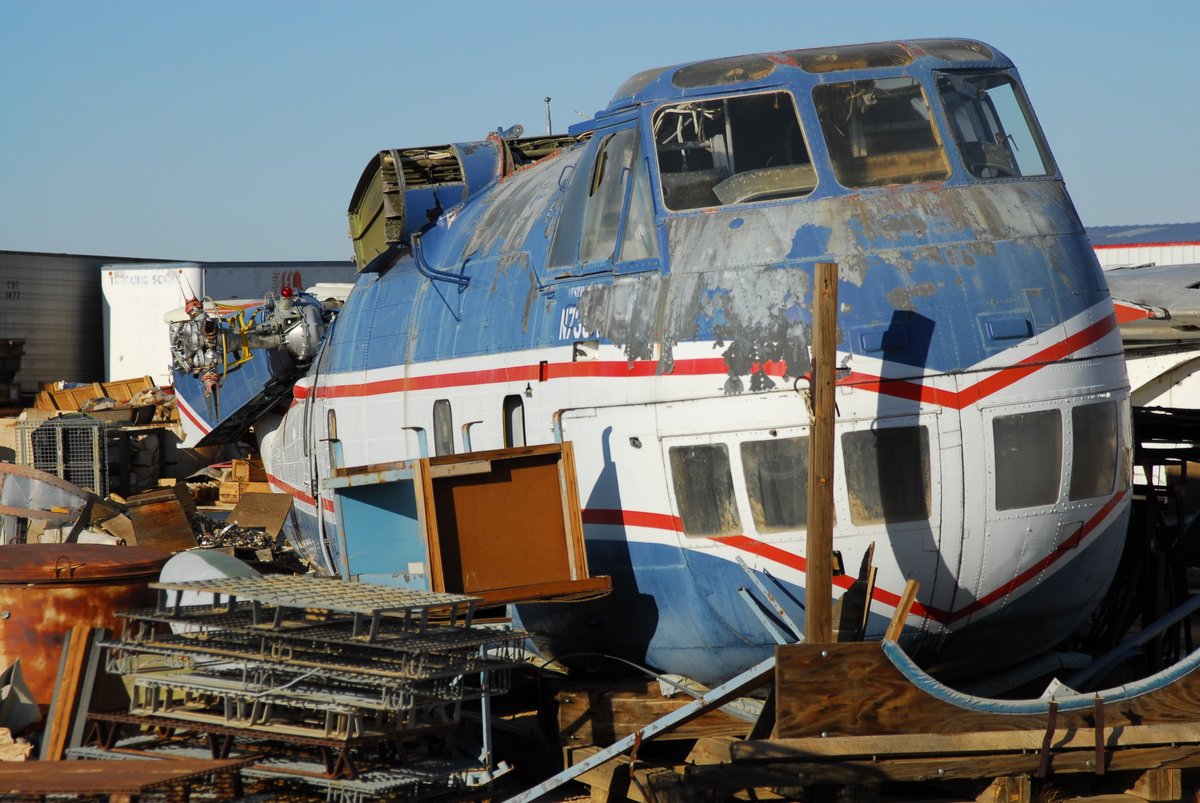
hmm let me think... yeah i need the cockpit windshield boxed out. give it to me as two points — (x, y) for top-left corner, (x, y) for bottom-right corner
(813, 76), (951, 188)
(937, 72), (1052, 179)
(652, 91), (816, 211)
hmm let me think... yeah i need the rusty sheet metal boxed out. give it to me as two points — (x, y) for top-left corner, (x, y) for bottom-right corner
(0, 544), (169, 705)
(0, 758), (250, 795)
(0, 462), (90, 524)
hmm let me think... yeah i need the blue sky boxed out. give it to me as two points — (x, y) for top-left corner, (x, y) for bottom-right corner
(1, 1), (1196, 262)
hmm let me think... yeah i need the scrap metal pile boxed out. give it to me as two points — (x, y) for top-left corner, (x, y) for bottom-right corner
(76, 575), (526, 801)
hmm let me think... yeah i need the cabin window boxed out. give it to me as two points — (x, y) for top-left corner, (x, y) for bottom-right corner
(502, 395), (526, 448)
(994, 410), (1062, 510)
(938, 72), (1051, 179)
(669, 443), (741, 537)
(433, 399), (454, 456)
(842, 426), (931, 525)
(1069, 401), (1118, 501)
(653, 91), (815, 211)
(788, 43), (912, 73)
(741, 437), (812, 532)
(813, 77), (950, 188)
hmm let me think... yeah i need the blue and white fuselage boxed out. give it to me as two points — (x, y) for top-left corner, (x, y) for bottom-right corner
(179, 39), (1131, 685)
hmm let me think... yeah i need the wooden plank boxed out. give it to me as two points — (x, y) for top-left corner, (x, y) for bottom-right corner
(34, 390), (56, 410)
(687, 736), (739, 765)
(976, 776), (1030, 803)
(884, 579), (919, 642)
(1125, 768), (1182, 801)
(565, 746), (691, 803)
(774, 642), (1200, 739)
(124, 493), (197, 552)
(557, 681), (750, 745)
(805, 261), (838, 646)
(468, 576), (611, 607)
(227, 491), (293, 540)
(99, 376), (153, 404)
(733, 723), (1200, 760)
(685, 744), (1200, 788)
(50, 382), (104, 412)
(0, 759), (250, 794)
(40, 626), (93, 760)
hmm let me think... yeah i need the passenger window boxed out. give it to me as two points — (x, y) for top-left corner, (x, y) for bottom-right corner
(994, 410), (1062, 510)
(741, 437), (812, 532)
(502, 395), (525, 448)
(938, 72), (1051, 179)
(433, 399), (454, 456)
(653, 91), (815, 211)
(669, 444), (741, 537)
(813, 77), (950, 188)
(1070, 401), (1118, 501)
(843, 427), (931, 525)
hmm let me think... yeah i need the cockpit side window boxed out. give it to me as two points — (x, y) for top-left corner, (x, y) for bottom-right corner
(937, 72), (1052, 179)
(579, 128), (638, 264)
(813, 77), (950, 188)
(550, 126), (654, 273)
(653, 91), (816, 211)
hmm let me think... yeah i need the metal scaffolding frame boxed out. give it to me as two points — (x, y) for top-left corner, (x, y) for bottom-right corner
(84, 576), (522, 798)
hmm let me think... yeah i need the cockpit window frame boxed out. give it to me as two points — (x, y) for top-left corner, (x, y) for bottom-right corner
(935, 69), (1057, 182)
(812, 74), (952, 190)
(547, 122), (661, 278)
(649, 87), (819, 213)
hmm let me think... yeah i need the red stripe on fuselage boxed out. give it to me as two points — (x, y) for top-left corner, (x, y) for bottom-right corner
(585, 487), (1127, 625)
(177, 395), (211, 434)
(292, 315), (1118, 411)
(268, 473), (334, 512)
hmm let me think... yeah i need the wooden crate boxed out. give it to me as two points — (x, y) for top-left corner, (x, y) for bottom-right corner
(100, 376), (154, 404)
(49, 382), (104, 412)
(218, 481), (270, 505)
(327, 442), (611, 606)
(230, 458), (267, 483)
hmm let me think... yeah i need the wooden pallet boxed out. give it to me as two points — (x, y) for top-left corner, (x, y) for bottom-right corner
(547, 642), (1200, 802)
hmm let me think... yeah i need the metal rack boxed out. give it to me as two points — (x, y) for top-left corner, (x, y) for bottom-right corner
(84, 575), (524, 798)
(15, 413), (108, 495)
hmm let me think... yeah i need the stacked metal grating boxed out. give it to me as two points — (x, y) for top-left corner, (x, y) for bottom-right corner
(15, 413), (109, 495)
(86, 575), (526, 800)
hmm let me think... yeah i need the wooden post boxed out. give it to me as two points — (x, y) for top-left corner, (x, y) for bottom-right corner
(806, 262), (838, 645)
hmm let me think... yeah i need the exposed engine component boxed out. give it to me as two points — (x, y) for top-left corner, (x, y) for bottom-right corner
(168, 288), (336, 398)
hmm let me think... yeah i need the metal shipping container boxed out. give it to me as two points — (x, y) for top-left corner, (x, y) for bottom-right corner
(0, 251), (171, 393)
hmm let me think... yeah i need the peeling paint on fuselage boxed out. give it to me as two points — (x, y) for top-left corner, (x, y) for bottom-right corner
(242, 40), (1132, 686)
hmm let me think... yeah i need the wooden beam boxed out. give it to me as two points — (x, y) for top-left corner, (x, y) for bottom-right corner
(976, 775), (1030, 803)
(774, 641), (1200, 739)
(684, 744), (1200, 788)
(1125, 768), (1182, 801)
(806, 261), (838, 645)
(884, 578), (919, 642)
(41, 626), (94, 761)
(733, 723), (1200, 760)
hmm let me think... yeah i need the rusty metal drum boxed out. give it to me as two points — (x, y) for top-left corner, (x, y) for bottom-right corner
(0, 544), (170, 705)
